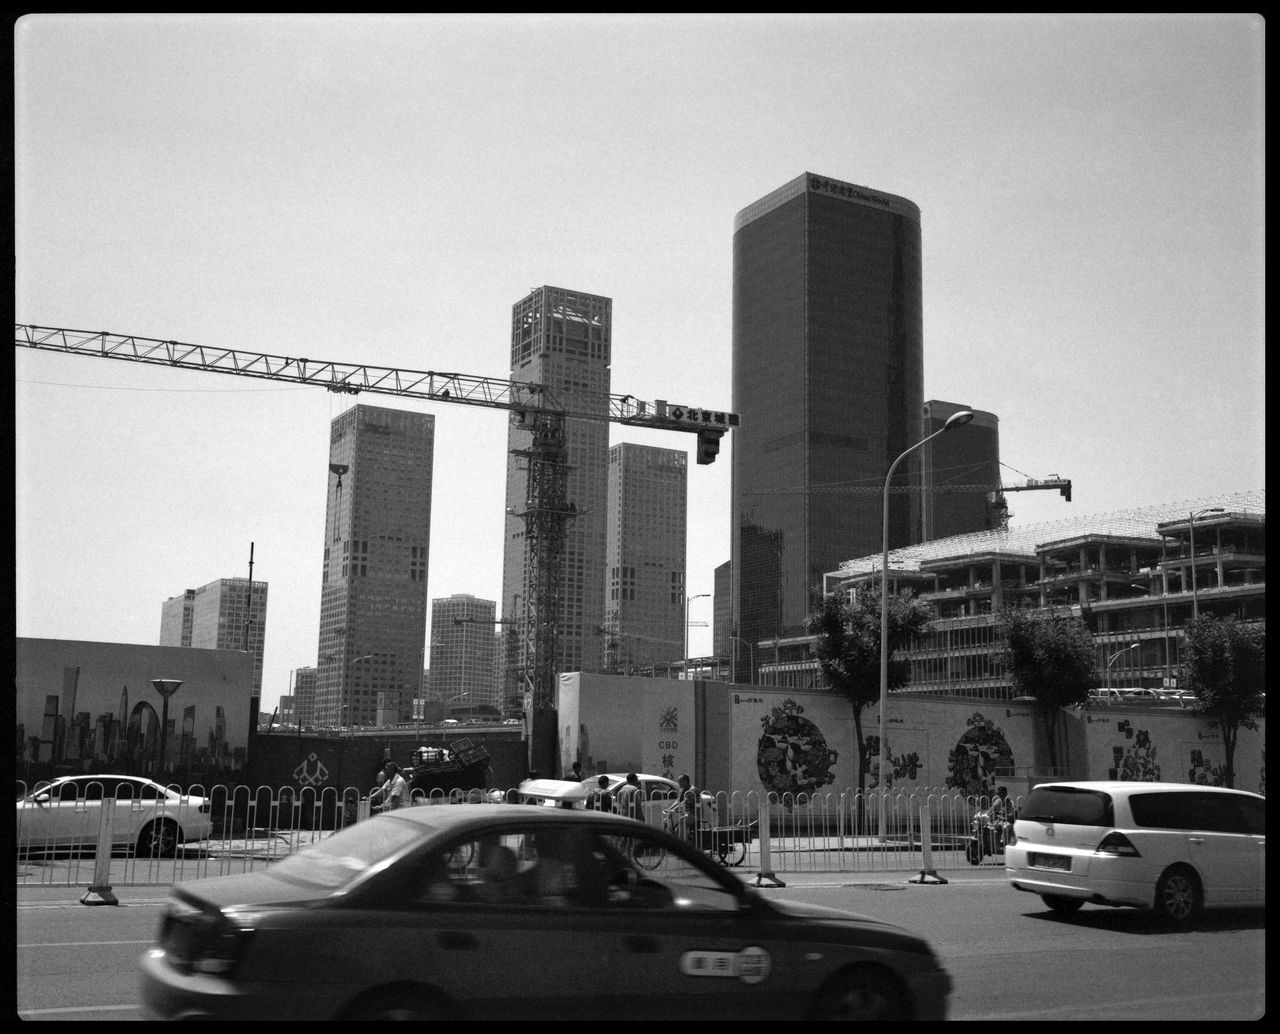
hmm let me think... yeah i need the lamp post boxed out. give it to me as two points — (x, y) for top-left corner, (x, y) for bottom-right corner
(879, 410), (973, 839)
(730, 635), (756, 684)
(1188, 507), (1224, 619)
(1105, 641), (1141, 697)
(150, 679), (182, 775)
(685, 593), (710, 680)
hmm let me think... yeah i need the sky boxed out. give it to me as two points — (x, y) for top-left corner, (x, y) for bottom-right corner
(14, 14), (1265, 715)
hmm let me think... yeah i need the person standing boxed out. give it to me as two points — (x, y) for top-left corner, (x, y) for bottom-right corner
(588, 774), (614, 813)
(616, 772), (643, 821)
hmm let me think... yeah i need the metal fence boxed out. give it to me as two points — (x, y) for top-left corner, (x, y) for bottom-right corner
(15, 778), (1016, 889)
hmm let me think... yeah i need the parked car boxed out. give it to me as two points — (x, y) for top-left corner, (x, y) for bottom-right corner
(15, 775), (212, 857)
(139, 803), (951, 1020)
(1005, 780), (1265, 925)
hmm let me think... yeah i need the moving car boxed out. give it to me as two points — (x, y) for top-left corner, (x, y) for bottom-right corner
(139, 803), (951, 1021)
(15, 775), (212, 857)
(1005, 780), (1265, 925)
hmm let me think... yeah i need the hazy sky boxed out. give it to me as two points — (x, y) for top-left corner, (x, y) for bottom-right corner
(14, 13), (1265, 713)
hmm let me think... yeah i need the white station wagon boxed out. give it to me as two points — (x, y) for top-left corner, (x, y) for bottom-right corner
(1005, 780), (1265, 925)
(16, 775), (213, 857)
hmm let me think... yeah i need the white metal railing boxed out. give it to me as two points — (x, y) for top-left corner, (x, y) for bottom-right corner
(15, 779), (1022, 888)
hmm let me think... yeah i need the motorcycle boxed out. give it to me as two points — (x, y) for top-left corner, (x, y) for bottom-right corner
(966, 807), (1011, 865)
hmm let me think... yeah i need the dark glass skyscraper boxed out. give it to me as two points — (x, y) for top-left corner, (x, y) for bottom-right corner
(920, 400), (1002, 540)
(732, 173), (925, 667)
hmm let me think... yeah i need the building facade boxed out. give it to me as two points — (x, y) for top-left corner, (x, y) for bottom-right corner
(813, 491), (1265, 703)
(316, 404), (434, 727)
(603, 443), (687, 672)
(429, 594), (500, 714)
(731, 173), (925, 680)
(160, 578), (268, 695)
(501, 286), (612, 700)
(287, 666), (317, 729)
(920, 400), (1003, 540)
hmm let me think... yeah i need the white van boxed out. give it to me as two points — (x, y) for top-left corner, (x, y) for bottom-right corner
(1005, 780), (1265, 925)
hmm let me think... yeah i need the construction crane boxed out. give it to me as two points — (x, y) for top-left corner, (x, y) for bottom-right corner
(15, 324), (738, 737)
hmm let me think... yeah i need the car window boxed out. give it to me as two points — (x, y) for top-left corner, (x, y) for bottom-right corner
(1020, 787), (1114, 826)
(1128, 791), (1240, 832)
(405, 823), (742, 914)
(270, 814), (430, 890)
(1237, 796), (1266, 835)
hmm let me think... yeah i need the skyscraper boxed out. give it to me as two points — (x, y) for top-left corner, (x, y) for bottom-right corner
(920, 400), (1002, 540)
(316, 404), (434, 726)
(604, 443), (687, 672)
(502, 286), (611, 697)
(429, 594), (500, 714)
(732, 173), (925, 672)
(160, 578), (268, 694)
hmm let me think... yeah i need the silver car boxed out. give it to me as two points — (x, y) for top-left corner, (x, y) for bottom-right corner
(16, 775), (212, 857)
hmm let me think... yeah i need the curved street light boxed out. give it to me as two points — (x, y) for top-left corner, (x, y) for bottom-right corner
(1188, 507), (1224, 619)
(684, 593), (710, 680)
(1105, 641), (1141, 696)
(879, 410), (973, 839)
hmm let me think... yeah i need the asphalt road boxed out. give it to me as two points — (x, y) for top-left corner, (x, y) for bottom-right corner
(14, 866), (1265, 1021)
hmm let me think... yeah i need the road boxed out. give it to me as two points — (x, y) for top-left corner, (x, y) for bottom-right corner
(14, 866), (1265, 1021)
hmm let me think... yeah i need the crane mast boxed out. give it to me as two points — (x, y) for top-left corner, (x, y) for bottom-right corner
(15, 324), (738, 744)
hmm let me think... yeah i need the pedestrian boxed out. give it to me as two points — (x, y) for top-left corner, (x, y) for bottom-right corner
(990, 785), (1015, 848)
(589, 774), (614, 813)
(616, 772), (643, 820)
(569, 760), (584, 781)
(373, 760), (408, 812)
(674, 773), (701, 843)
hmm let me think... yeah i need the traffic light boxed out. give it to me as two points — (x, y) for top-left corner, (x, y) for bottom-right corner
(696, 429), (722, 465)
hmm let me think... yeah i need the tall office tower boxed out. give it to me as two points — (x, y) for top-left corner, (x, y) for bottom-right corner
(316, 404), (434, 727)
(732, 173), (925, 673)
(603, 444), (687, 672)
(429, 594), (499, 713)
(713, 560), (732, 670)
(501, 287), (612, 700)
(160, 578), (268, 694)
(920, 401), (1002, 540)
(290, 666), (317, 730)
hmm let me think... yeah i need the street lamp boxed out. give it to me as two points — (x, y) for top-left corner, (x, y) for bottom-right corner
(1105, 641), (1141, 696)
(879, 410), (973, 838)
(150, 679), (182, 775)
(730, 635), (756, 685)
(1188, 507), (1224, 619)
(685, 593), (710, 680)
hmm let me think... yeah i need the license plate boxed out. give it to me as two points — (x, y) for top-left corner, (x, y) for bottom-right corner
(1030, 852), (1070, 871)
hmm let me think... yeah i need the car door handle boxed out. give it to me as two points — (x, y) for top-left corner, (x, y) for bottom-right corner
(1188, 837), (1204, 845)
(624, 935), (661, 954)
(436, 930), (479, 951)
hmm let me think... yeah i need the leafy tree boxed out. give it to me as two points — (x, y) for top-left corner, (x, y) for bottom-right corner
(997, 607), (1096, 773)
(807, 588), (933, 824)
(1182, 615), (1265, 788)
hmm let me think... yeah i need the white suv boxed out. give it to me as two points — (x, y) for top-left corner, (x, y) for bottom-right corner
(1005, 780), (1265, 925)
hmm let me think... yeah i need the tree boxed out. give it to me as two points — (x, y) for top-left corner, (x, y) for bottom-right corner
(1182, 614), (1265, 789)
(807, 587), (933, 824)
(997, 607), (1096, 774)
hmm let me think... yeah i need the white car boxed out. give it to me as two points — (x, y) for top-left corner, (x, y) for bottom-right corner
(15, 775), (213, 857)
(1005, 780), (1265, 925)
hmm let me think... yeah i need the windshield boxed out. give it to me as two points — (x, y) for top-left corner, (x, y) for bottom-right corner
(269, 815), (436, 890)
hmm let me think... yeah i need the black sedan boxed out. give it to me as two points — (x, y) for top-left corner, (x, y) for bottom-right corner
(139, 803), (950, 1021)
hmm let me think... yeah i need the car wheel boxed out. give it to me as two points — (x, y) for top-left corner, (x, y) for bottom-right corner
(810, 967), (910, 1020)
(137, 819), (181, 858)
(348, 989), (454, 1020)
(1041, 894), (1085, 915)
(1154, 866), (1202, 927)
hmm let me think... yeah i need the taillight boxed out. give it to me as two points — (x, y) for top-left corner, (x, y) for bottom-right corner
(1095, 832), (1141, 857)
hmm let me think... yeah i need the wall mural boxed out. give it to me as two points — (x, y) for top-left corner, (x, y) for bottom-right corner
(946, 711), (1016, 795)
(1108, 721), (1161, 781)
(755, 699), (838, 796)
